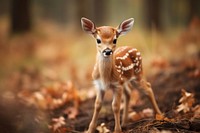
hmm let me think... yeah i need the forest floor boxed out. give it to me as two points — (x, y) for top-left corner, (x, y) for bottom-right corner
(0, 18), (200, 133)
(0, 56), (199, 133)
(65, 57), (200, 133)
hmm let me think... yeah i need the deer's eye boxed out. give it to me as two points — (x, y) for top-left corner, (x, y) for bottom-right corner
(113, 39), (117, 44)
(97, 39), (101, 44)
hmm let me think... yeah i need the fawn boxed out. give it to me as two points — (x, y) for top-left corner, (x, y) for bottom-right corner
(81, 17), (162, 133)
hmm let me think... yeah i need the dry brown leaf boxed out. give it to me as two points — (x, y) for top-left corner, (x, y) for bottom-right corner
(49, 116), (66, 132)
(150, 128), (172, 133)
(18, 80), (80, 110)
(64, 107), (78, 119)
(96, 123), (110, 133)
(33, 91), (47, 109)
(155, 114), (174, 122)
(176, 89), (195, 113)
(192, 105), (200, 119)
(79, 88), (96, 101)
(129, 111), (142, 121)
(155, 114), (165, 120)
(129, 108), (154, 121)
(142, 108), (154, 117)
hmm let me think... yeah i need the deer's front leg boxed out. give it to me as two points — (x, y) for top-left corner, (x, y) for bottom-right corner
(112, 87), (123, 133)
(88, 88), (105, 133)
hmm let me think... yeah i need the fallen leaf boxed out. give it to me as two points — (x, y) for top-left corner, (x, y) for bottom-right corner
(155, 114), (174, 122)
(96, 123), (110, 133)
(129, 108), (154, 121)
(129, 111), (141, 121)
(64, 107), (78, 119)
(18, 80), (80, 110)
(176, 89), (195, 113)
(150, 127), (172, 133)
(192, 105), (200, 119)
(155, 114), (165, 121)
(49, 116), (66, 132)
(142, 108), (154, 117)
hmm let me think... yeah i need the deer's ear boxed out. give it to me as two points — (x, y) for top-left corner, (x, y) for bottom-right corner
(81, 17), (96, 35)
(117, 18), (134, 36)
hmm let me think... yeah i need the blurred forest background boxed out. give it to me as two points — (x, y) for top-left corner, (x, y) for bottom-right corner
(0, 0), (199, 85)
(1, 0), (200, 32)
(0, 0), (200, 133)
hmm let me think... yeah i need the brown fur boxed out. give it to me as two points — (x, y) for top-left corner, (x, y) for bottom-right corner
(81, 17), (162, 133)
(96, 26), (117, 44)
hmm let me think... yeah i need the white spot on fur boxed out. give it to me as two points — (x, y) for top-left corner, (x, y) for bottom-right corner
(134, 68), (141, 73)
(116, 69), (121, 73)
(116, 53), (129, 60)
(115, 65), (121, 69)
(119, 74), (122, 80)
(136, 52), (140, 56)
(135, 61), (140, 66)
(122, 63), (134, 71)
(128, 48), (137, 53)
(115, 46), (128, 54)
(120, 61), (122, 66)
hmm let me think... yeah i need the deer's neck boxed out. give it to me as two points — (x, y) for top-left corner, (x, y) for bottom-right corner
(97, 53), (113, 85)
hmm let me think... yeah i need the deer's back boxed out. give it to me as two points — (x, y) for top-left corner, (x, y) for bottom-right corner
(114, 46), (143, 82)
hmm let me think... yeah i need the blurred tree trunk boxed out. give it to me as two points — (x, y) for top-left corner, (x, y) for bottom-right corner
(11, 0), (31, 33)
(0, 0), (10, 16)
(145, 0), (161, 31)
(76, 0), (87, 23)
(189, 0), (200, 19)
(92, 0), (107, 25)
(52, 0), (68, 24)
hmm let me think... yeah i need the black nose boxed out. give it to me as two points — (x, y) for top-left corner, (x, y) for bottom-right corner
(103, 49), (113, 56)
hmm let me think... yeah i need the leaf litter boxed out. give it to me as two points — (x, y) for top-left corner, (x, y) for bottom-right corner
(0, 18), (200, 133)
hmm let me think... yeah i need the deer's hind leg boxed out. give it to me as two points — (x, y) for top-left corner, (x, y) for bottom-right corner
(135, 79), (162, 115)
(122, 82), (132, 126)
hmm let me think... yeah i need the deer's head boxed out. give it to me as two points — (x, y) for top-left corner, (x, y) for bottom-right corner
(81, 17), (134, 58)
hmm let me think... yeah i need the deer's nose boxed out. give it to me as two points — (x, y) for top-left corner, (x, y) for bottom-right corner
(103, 49), (113, 56)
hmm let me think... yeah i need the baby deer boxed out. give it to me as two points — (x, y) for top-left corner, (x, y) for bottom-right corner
(81, 17), (162, 133)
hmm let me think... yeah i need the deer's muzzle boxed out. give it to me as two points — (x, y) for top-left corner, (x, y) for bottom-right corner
(102, 49), (113, 57)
